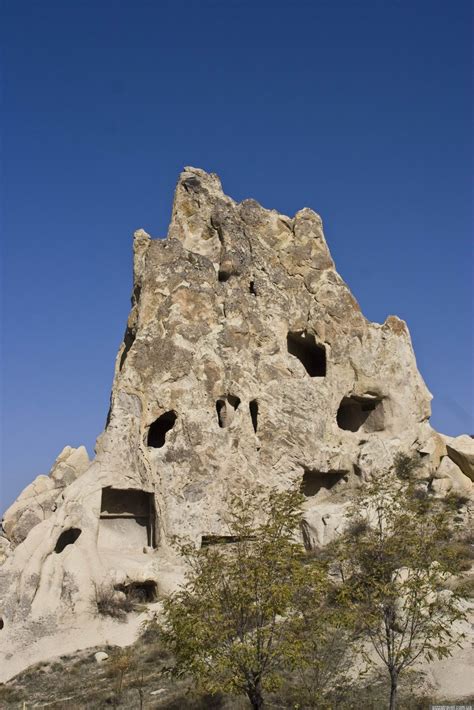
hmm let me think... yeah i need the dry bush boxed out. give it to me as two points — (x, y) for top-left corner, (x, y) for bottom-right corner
(454, 575), (474, 599)
(94, 583), (135, 620)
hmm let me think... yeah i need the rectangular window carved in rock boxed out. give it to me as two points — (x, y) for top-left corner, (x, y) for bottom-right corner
(98, 488), (155, 550)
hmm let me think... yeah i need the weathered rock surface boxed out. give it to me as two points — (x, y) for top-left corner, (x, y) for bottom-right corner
(2, 446), (90, 546)
(445, 435), (474, 481)
(432, 456), (472, 498)
(94, 651), (109, 663)
(0, 167), (472, 689)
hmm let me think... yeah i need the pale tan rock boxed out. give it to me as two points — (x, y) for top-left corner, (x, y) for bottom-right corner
(0, 167), (465, 683)
(430, 476), (453, 497)
(446, 435), (474, 481)
(2, 475), (56, 541)
(2, 446), (90, 546)
(433, 456), (473, 499)
(49, 445), (90, 485)
(94, 651), (109, 663)
(0, 537), (11, 565)
(418, 430), (447, 469)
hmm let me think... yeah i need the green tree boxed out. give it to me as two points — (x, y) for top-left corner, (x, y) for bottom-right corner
(161, 487), (330, 709)
(289, 573), (354, 709)
(332, 453), (467, 710)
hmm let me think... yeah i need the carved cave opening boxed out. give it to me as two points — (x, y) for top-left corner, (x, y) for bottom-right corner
(249, 399), (259, 433)
(147, 411), (177, 448)
(54, 528), (82, 553)
(337, 395), (384, 433)
(115, 580), (157, 603)
(218, 269), (232, 282)
(216, 395), (241, 428)
(287, 331), (326, 377)
(249, 280), (257, 295)
(98, 488), (155, 550)
(301, 469), (347, 497)
(0, 617), (4, 630)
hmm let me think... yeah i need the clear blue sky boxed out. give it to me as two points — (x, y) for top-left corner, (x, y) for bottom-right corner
(1, 0), (472, 511)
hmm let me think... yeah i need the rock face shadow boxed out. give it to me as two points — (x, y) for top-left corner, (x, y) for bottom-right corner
(287, 331), (326, 377)
(336, 395), (384, 433)
(300, 469), (348, 499)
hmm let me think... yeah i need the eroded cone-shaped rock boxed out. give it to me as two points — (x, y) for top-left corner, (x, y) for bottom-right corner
(2, 446), (90, 546)
(0, 167), (450, 680)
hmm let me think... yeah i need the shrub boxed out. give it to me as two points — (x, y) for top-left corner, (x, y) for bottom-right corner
(330, 454), (467, 710)
(454, 576), (474, 599)
(94, 583), (135, 620)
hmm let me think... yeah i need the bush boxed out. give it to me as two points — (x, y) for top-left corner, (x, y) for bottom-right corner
(94, 583), (135, 620)
(140, 614), (163, 645)
(454, 576), (474, 599)
(0, 684), (24, 704)
(393, 452), (422, 481)
(437, 539), (474, 573)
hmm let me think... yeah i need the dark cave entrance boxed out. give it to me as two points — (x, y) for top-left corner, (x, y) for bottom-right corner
(300, 469), (347, 497)
(249, 399), (259, 433)
(287, 331), (326, 377)
(147, 411), (177, 448)
(54, 528), (82, 553)
(336, 395), (384, 432)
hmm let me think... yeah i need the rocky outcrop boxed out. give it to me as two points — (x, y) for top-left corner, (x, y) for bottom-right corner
(2, 446), (90, 546)
(0, 167), (472, 682)
(444, 435), (474, 481)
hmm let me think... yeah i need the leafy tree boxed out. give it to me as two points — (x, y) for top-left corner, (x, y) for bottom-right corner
(288, 572), (354, 709)
(161, 487), (331, 709)
(331, 453), (467, 710)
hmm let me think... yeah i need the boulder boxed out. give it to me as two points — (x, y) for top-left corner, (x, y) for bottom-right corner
(2, 446), (90, 545)
(433, 456), (473, 498)
(94, 651), (109, 663)
(445, 435), (474, 481)
(418, 430), (447, 470)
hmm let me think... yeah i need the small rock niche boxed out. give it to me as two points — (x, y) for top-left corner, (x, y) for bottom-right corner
(337, 395), (384, 433)
(147, 411), (177, 448)
(249, 400), (258, 433)
(287, 331), (326, 377)
(54, 528), (82, 553)
(301, 469), (347, 498)
(218, 269), (232, 282)
(98, 488), (155, 551)
(115, 580), (157, 603)
(216, 395), (241, 428)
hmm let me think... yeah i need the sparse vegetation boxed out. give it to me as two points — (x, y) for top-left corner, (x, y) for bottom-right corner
(0, 619), (472, 708)
(454, 575), (474, 599)
(94, 582), (136, 620)
(329, 453), (468, 710)
(161, 487), (329, 709)
(1, 456), (471, 709)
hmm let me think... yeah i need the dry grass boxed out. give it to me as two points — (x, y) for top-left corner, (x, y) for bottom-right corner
(94, 583), (136, 620)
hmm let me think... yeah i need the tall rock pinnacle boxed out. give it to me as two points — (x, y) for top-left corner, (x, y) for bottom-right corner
(0, 167), (472, 681)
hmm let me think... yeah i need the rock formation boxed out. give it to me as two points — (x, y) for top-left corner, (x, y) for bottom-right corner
(1, 167), (472, 684)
